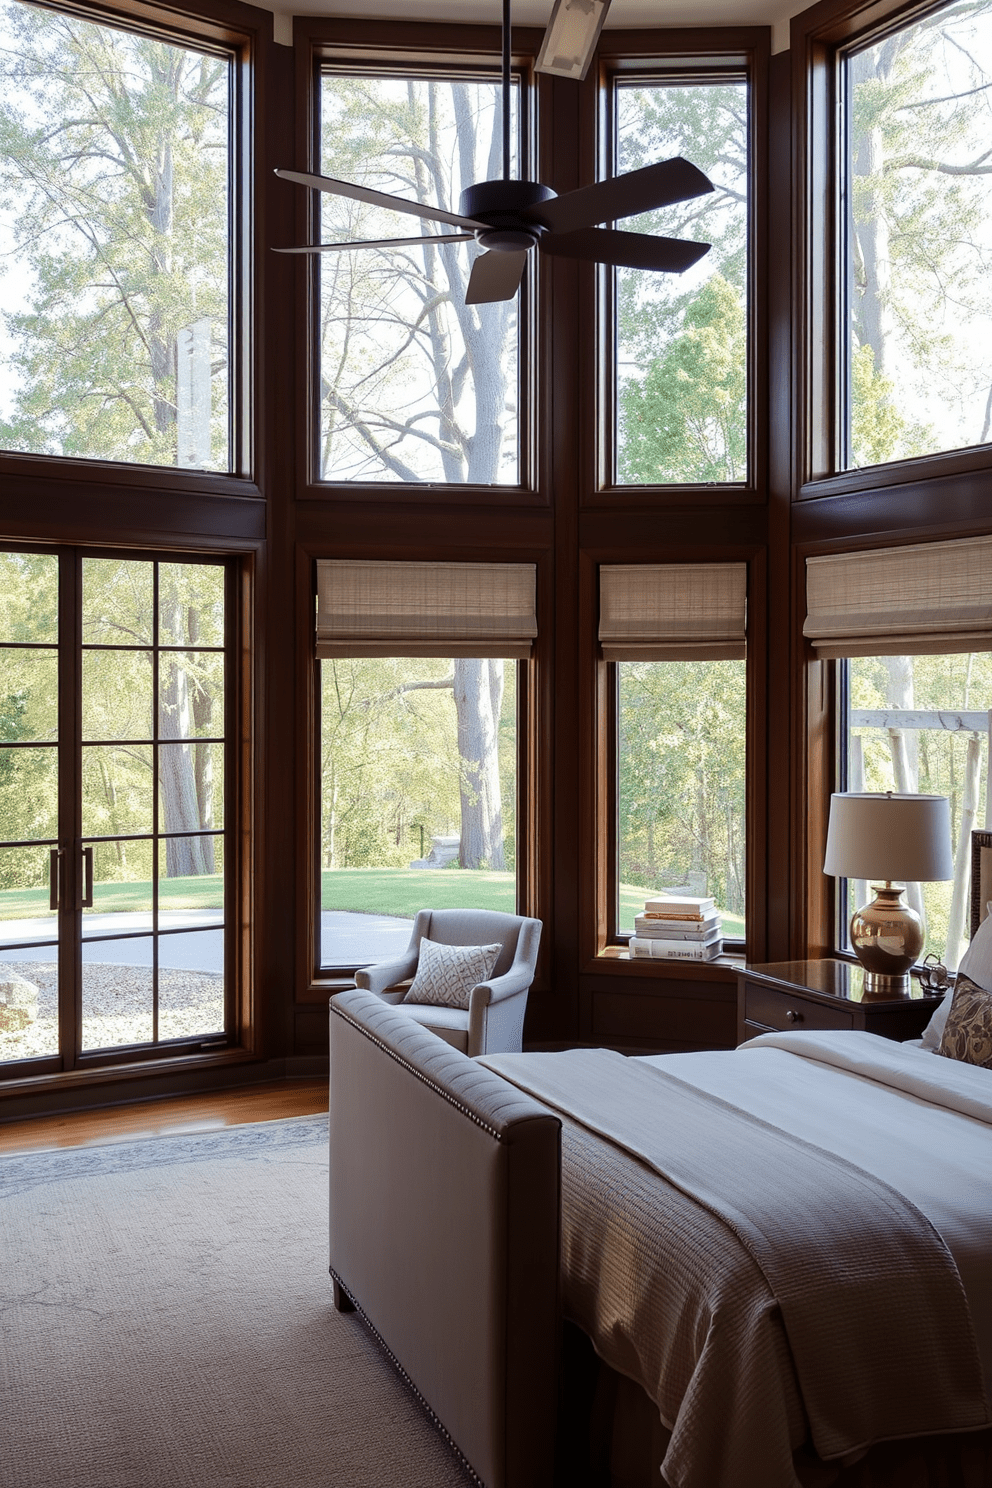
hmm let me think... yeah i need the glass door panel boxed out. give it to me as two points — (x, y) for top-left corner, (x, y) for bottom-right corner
(0, 548), (230, 1073)
(0, 844), (58, 1061)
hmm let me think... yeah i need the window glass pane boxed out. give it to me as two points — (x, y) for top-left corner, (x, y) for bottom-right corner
(0, 553), (58, 643)
(84, 838), (154, 934)
(81, 937), (154, 1050)
(158, 931), (224, 1040)
(841, 653), (991, 972)
(0, 916), (57, 1062)
(158, 652), (224, 739)
(0, 3), (231, 470)
(844, 4), (992, 468)
(158, 562), (225, 647)
(159, 744), (223, 833)
(82, 651), (152, 741)
(158, 835), (223, 928)
(320, 657), (517, 966)
(318, 74), (519, 484)
(0, 648), (57, 741)
(83, 559), (153, 646)
(0, 746), (57, 840)
(617, 660), (746, 935)
(615, 80), (748, 485)
(82, 745), (153, 837)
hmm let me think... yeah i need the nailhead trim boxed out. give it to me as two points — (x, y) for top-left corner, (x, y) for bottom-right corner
(333, 1004), (503, 1141)
(329, 1267), (484, 1487)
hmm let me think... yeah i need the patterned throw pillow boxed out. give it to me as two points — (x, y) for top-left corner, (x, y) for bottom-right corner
(404, 938), (502, 1011)
(937, 973), (992, 1070)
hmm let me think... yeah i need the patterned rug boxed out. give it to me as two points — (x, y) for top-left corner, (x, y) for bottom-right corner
(0, 1115), (475, 1488)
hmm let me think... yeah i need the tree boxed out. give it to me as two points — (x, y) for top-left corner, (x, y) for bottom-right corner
(321, 657), (514, 874)
(615, 80), (748, 484)
(0, 4), (229, 467)
(847, 3), (992, 465)
(318, 75), (518, 484)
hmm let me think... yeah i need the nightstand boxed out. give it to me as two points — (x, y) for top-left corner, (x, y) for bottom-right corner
(737, 959), (945, 1046)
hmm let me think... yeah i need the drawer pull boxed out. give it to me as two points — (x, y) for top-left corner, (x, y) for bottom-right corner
(785, 1009), (803, 1024)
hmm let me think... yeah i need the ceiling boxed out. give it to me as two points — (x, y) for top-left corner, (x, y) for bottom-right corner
(265, 0), (799, 51)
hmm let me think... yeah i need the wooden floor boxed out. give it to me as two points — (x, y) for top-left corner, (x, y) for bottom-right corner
(0, 1078), (329, 1156)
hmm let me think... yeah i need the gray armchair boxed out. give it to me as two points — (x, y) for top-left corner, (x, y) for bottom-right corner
(354, 907), (541, 1056)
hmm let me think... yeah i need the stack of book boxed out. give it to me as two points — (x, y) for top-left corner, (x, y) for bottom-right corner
(629, 894), (722, 961)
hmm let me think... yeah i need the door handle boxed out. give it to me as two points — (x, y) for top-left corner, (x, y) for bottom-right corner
(49, 848), (63, 911)
(81, 845), (94, 909)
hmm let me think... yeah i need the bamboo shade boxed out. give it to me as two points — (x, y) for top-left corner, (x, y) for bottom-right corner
(804, 536), (992, 657)
(598, 563), (747, 661)
(316, 560), (537, 658)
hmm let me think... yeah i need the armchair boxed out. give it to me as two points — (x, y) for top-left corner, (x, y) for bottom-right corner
(354, 907), (541, 1056)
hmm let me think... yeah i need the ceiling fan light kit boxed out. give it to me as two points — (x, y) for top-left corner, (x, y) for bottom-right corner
(274, 0), (714, 305)
(535, 0), (612, 82)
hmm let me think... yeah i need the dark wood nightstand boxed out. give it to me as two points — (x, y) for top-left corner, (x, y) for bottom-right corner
(737, 959), (945, 1046)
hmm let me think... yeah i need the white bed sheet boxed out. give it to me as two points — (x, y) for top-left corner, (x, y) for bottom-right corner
(638, 1030), (992, 1399)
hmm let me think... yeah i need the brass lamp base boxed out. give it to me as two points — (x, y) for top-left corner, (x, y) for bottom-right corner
(850, 883), (923, 997)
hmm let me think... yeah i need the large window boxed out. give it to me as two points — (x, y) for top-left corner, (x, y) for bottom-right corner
(611, 74), (749, 486)
(318, 657), (517, 968)
(0, 1), (233, 470)
(317, 70), (521, 485)
(841, 1), (992, 469)
(617, 658), (746, 936)
(838, 652), (990, 971)
(0, 552), (232, 1072)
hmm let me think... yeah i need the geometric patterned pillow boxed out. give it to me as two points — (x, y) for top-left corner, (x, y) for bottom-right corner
(937, 973), (992, 1069)
(403, 937), (502, 1011)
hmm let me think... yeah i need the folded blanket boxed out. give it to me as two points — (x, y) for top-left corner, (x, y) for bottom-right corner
(484, 1048), (989, 1488)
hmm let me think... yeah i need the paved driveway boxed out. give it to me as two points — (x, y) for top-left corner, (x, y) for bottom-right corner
(0, 909), (414, 974)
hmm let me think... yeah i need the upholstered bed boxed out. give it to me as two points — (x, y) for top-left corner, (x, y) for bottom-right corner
(328, 987), (992, 1488)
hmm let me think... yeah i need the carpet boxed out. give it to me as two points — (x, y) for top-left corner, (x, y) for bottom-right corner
(0, 1115), (476, 1488)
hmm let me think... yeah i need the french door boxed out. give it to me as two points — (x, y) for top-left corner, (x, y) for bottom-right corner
(0, 548), (233, 1074)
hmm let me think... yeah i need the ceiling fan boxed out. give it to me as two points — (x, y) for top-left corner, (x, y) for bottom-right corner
(274, 0), (714, 306)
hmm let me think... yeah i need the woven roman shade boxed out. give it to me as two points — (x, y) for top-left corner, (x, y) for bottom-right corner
(804, 536), (992, 658)
(316, 560), (537, 658)
(599, 563), (747, 661)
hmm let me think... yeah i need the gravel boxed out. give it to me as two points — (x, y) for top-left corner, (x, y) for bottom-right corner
(0, 960), (224, 1063)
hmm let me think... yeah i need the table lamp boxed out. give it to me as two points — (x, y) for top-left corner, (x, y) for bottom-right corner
(823, 792), (953, 995)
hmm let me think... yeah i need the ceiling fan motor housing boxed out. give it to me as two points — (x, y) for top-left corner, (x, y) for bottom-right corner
(460, 179), (556, 252)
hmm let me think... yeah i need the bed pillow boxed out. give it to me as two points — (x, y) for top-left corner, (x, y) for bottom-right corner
(921, 903), (992, 1051)
(403, 938), (501, 1011)
(937, 973), (992, 1069)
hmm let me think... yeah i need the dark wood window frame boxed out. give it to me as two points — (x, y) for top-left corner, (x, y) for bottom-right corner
(0, 0), (261, 503)
(0, 541), (258, 1096)
(793, 0), (992, 505)
(584, 546), (767, 971)
(303, 551), (542, 986)
(590, 32), (769, 507)
(297, 21), (548, 508)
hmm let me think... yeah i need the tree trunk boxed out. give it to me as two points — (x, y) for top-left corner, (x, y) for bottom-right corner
(883, 655), (925, 922)
(945, 733), (981, 971)
(159, 589), (210, 877)
(453, 658), (505, 870)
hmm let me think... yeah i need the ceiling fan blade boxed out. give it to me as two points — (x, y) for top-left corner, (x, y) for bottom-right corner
(541, 228), (711, 273)
(465, 250), (528, 305)
(524, 157), (713, 237)
(274, 168), (487, 232)
(274, 234), (474, 254)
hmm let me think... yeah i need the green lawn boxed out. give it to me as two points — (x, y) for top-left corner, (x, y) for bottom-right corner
(0, 874), (224, 919)
(321, 868), (515, 917)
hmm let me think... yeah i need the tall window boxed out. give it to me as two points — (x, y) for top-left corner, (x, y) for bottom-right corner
(838, 653), (990, 971)
(0, 2), (233, 470)
(611, 75), (749, 486)
(841, 1), (992, 469)
(0, 552), (231, 1071)
(319, 657), (518, 968)
(315, 560), (534, 969)
(318, 70), (521, 484)
(617, 659), (746, 935)
(600, 563), (747, 945)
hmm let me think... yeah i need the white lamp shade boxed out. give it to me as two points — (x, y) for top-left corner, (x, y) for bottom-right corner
(823, 793), (953, 883)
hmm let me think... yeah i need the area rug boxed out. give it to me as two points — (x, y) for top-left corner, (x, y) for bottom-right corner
(0, 1115), (476, 1488)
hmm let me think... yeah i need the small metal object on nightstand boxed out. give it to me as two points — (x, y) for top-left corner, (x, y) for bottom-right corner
(918, 954), (949, 994)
